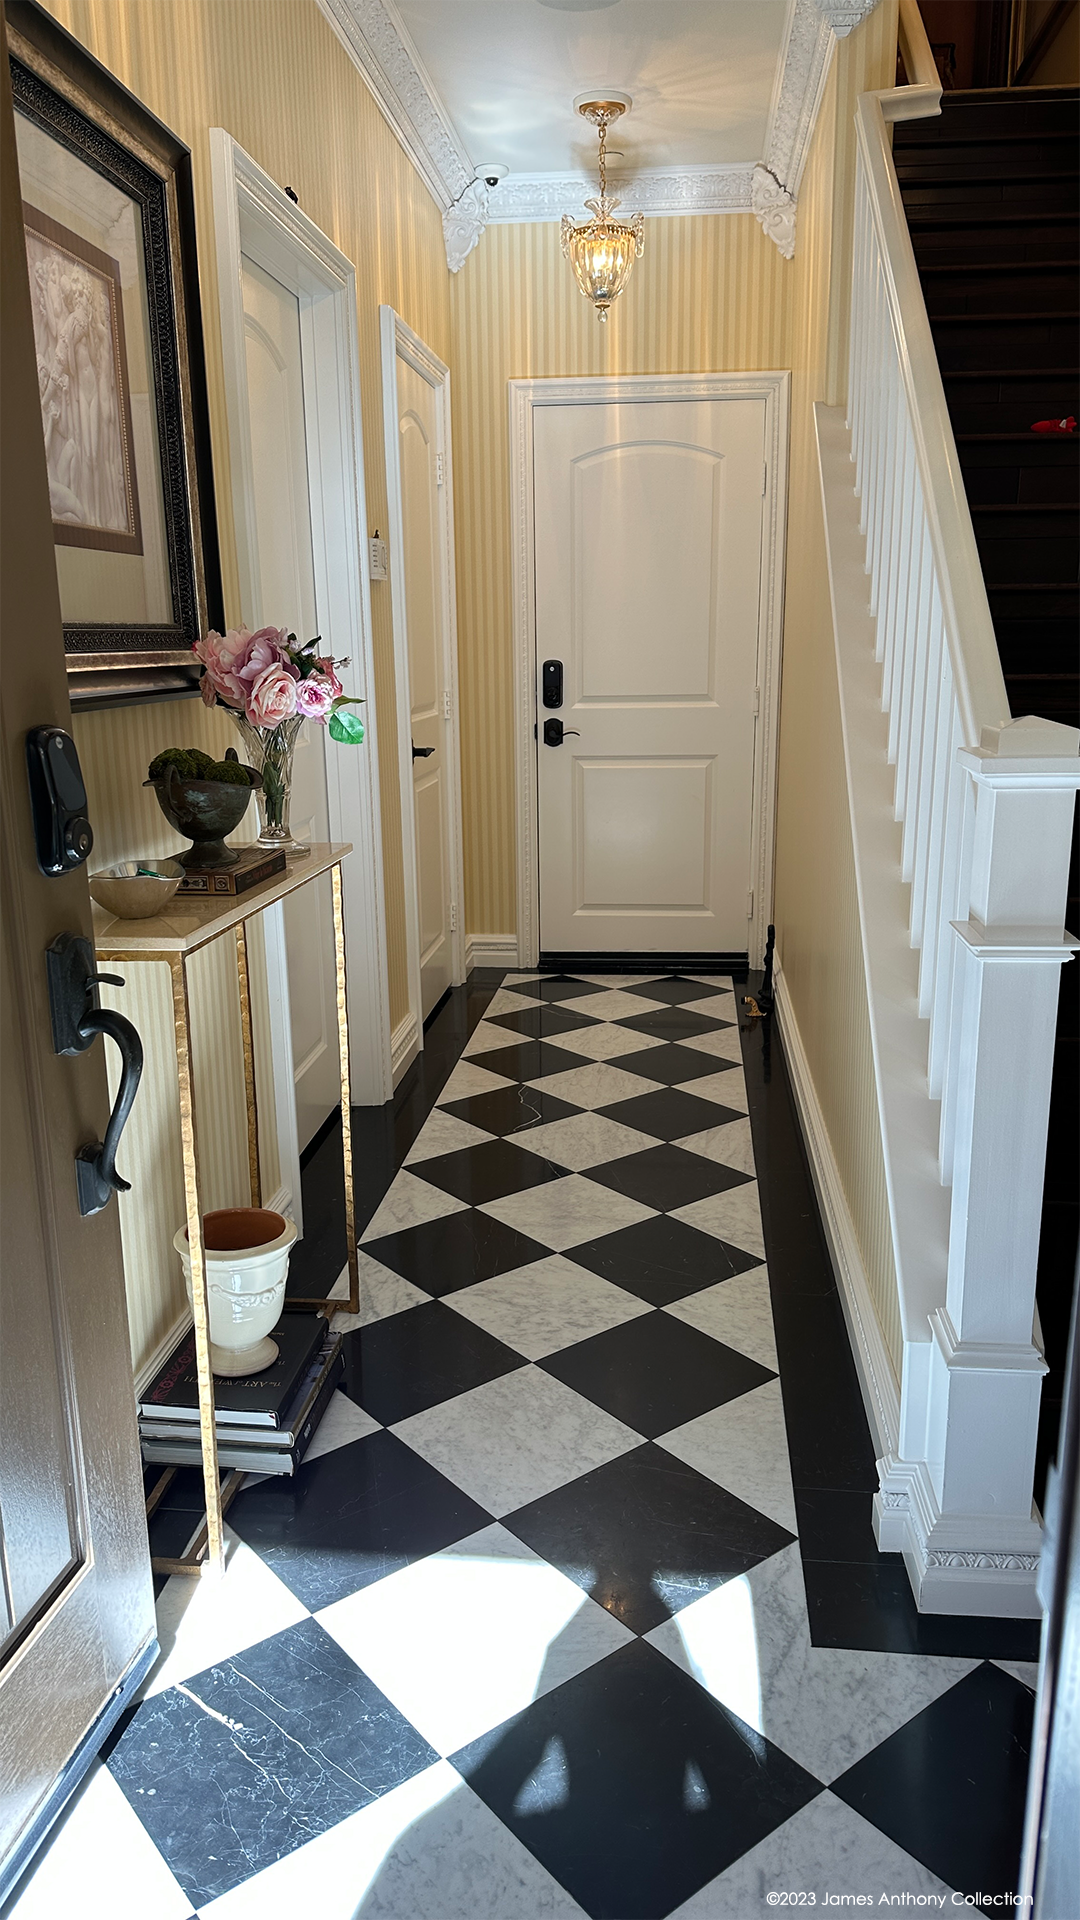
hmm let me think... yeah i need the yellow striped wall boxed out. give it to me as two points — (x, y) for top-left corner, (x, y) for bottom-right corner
(450, 213), (792, 937)
(771, 0), (904, 1374)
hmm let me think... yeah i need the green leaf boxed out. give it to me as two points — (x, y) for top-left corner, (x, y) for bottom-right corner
(328, 708), (365, 744)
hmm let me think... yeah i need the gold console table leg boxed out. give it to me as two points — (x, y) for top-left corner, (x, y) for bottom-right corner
(235, 920), (261, 1209)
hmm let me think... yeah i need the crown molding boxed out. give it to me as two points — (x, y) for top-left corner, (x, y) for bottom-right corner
(316, 0), (472, 210)
(754, 0), (883, 254)
(487, 164), (754, 224)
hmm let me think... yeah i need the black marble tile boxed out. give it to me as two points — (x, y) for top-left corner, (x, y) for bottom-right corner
(504, 1442), (796, 1634)
(831, 1664), (1034, 1898)
(439, 1083), (581, 1137)
(452, 1638), (821, 1920)
(409, 1136), (571, 1206)
(227, 1429), (491, 1610)
(480, 1039), (593, 1085)
(339, 1302), (524, 1425)
(503, 974), (602, 1003)
(571, 1212), (763, 1306)
(618, 1043), (742, 1088)
(485, 1004), (600, 1040)
(794, 1489), (886, 1565)
(802, 1559), (1042, 1660)
(598, 1085), (745, 1142)
(617, 1006), (731, 1042)
(108, 1617), (437, 1906)
(583, 1143), (751, 1213)
(364, 1207), (551, 1295)
(623, 977), (733, 1007)
(540, 1310), (775, 1438)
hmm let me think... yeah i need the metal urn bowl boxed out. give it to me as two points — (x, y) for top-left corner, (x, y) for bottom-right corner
(145, 756), (262, 869)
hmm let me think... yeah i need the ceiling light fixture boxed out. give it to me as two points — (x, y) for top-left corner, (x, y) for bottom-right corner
(561, 93), (643, 323)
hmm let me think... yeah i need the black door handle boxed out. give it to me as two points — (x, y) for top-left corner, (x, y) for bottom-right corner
(412, 743), (435, 759)
(46, 934), (144, 1216)
(543, 719), (580, 747)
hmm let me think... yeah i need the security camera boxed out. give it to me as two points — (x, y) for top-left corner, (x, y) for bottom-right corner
(476, 163), (508, 188)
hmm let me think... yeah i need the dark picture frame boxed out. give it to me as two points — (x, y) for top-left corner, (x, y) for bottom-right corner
(7, 0), (222, 705)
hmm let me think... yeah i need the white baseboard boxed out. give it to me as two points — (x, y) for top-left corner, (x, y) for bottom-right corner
(391, 1012), (420, 1086)
(465, 935), (519, 972)
(773, 961), (902, 1461)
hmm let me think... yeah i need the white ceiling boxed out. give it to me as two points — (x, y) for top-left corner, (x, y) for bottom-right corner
(393, 0), (789, 179)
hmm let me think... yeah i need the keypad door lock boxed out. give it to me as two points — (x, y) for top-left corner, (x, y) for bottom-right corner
(542, 660), (563, 708)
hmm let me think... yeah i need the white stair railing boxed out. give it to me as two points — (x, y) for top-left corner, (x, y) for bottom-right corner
(825, 0), (1080, 1616)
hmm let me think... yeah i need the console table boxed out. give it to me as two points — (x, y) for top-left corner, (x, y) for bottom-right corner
(93, 843), (358, 1577)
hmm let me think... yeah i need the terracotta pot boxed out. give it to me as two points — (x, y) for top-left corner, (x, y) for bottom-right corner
(174, 1207), (297, 1376)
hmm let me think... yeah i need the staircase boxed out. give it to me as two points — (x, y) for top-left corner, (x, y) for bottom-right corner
(893, 86), (1079, 1497)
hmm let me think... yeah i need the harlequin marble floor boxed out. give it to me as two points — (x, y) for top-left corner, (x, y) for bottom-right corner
(9, 973), (1041, 1920)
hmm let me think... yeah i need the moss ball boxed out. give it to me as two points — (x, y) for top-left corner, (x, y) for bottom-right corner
(186, 747), (217, 774)
(148, 747), (200, 780)
(205, 759), (253, 786)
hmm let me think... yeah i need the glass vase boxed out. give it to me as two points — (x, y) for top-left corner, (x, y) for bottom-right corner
(229, 714), (309, 855)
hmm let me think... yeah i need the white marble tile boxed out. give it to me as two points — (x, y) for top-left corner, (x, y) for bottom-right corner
(668, 1791), (955, 1916)
(513, 1112), (655, 1172)
(463, 1019), (523, 1057)
(146, 1525), (309, 1697)
(360, 1171), (467, 1243)
(679, 994), (739, 1018)
(527, 1060), (663, 1110)
(404, 1109), (495, 1163)
(447, 1253), (654, 1359)
(659, 1381), (795, 1532)
(682, 974), (734, 989)
(198, 1759), (588, 1919)
(648, 1544), (979, 1785)
(318, 1522), (632, 1757)
(484, 986), (543, 1015)
(392, 1365), (641, 1515)
(436, 1058), (514, 1104)
(539, 1021), (661, 1062)
(676, 1117), (757, 1176)
(676, 1025), (745, 1062)
(558, 988), (668, 1022)
(678, 1067), (749, 1111)
(674, 1181), (765, 1261)
(6, 1760), (192, 1920)
(329, 1250), (430, 1327)
(303, 1386), (382, 1461)
(664, 1267), (777, 1369)
(993, 1659), (1041, 1691)
(479, 1172), (657, 1251)
(571, 973), (665, 988)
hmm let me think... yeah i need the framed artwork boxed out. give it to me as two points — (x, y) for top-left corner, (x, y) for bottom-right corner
(7, 0), (222, 704)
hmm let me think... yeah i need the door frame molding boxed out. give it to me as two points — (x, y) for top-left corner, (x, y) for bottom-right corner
(509, 371), (790, 968)
(380, 305), (466, 1076)
(210, 129), (393, 1170)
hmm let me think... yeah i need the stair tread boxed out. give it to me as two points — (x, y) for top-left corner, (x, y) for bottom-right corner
(955, 433), (1080, 441)
(907, 211), (1079, 227)
(919, 260), (1077, 275)
(943, 367), (1078, 380)
(930, 311), (1080, 323)
(969, 502), (1077, 512)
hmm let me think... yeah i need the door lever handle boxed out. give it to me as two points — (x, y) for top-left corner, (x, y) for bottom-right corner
(543, 719), (580, 747)
(47, 934), (144, 1216)
(412, 743), (435, 759)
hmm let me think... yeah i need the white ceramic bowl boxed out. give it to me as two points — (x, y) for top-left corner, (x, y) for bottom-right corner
(89, 859), (185, 919)
(174, 1207), (298, 1376)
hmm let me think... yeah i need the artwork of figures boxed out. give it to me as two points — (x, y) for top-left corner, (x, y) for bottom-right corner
(24, 205), (142, 555)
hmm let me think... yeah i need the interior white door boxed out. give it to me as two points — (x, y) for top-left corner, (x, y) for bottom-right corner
(396, 355), (453, 1018)
(241, 255), (338, 1151)
(533, 397), (765, 954)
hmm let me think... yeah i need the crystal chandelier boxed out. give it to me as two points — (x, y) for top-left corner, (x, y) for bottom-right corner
(561, 95), (643, 322)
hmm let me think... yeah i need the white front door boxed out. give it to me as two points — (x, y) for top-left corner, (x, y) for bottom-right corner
(533, 397), (766, 955)
(241, 255), (338, 1150)
(396, 354), (453, 1018)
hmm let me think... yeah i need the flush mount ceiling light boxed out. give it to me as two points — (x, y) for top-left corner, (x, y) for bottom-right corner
(561, 93), (643, 323)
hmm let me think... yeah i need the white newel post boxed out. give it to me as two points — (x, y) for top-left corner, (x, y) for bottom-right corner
(914, 719), (1079, 1614)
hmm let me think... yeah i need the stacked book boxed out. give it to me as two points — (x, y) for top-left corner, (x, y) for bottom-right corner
(138, 1313), (344, 1475)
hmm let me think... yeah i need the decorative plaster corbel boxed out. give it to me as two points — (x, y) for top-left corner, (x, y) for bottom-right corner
(751, 165), (798, 259)
(443, 179), (490, 273)
(753, 0), (884, 257)
(815, 0), (884, 36)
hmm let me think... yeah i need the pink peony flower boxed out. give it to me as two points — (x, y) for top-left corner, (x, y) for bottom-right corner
(237, 627), (292, 690)
(194, 626), (257, 708)
(247, 662), (298, 726)
(295, 673), (336, 720)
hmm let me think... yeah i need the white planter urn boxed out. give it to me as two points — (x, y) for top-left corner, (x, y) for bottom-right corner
(174, 1207), (297, 1377)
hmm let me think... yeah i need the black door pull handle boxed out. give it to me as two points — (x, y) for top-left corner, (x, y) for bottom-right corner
(412, 743), (435, 759)
(47, 934), (144, 1216)
(543, 719), (580, 747)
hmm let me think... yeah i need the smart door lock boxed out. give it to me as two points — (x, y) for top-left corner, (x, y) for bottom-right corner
(542, 660), (563, 708)
(26, 726), (93, 876)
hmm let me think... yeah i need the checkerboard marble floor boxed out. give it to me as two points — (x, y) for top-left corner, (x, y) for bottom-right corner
(10, 974), (1039, 1920)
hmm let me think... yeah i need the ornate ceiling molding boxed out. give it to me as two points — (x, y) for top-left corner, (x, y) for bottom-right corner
(486, 165), (754, 225)
(754, 0), (884, 255)
(315, 0), (472, 211)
